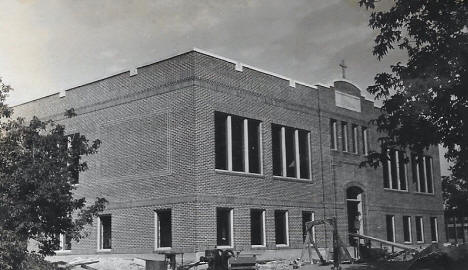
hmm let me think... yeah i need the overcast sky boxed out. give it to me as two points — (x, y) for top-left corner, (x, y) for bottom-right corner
(0, 0), (449, 175)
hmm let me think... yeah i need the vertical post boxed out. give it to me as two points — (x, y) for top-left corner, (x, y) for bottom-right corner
(332, 218), (339, 270)
(227, 116), (232, 171)
(281, 127), (286, 177)
(243, 119), (249, 173)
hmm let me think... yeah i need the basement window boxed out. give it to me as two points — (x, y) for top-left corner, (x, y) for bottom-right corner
(386, 215), (395, 242)
(302, 211), (315, 242)
(98, 215), (112, 250)
(250, 209), (266, 247)
(383, 149), (407, 191)
(341, 122), (348, 152)
(403, 216), (412, 243)
(412, 155), (434, 194)
(330, 119), (337, 150)
(416, 216), (424, 243)
(155, 209), (172, 249)
(272, 124), (311, 179)
(275, 210), (289, 246)
(217, 208), (233, 247)
(56, 234), (72, 252)
(215, 112), (262, 174)
(430, 217), (438, 242)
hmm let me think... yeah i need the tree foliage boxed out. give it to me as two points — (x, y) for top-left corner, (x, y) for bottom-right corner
(0, 78), (107, 268)
(359, 0), (468, 181)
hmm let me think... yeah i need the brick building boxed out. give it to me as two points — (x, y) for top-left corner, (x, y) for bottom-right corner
(14, 49), (445, 259)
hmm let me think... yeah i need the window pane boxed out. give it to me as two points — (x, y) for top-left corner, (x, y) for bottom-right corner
(285, 127), (296, 177)
(248, 120), (261, 174)
(390, 150), (398, 189)
(362, 127), (368, 154)
(418, 156), (427, 192)
(100, 215), (112, 249)
(416, 216), (423, 242)
(430, 217), (438, 242)
(250, 210), (264, 246)
(426, 157), (433, 193)
(399, 151), (407, 190)
(302, 211), (313, 242)
(383, 150), (390, 188)
(352, 125), (358, 153)
(275, 211), (288, 245)
(231, 116), (244, 172)
(217, 208), (232, 246)
(341, 122), (348, 151)
(272, 125), (282, 176)
(157, 210), (172, 248)
(299, 130), (310, 179)
(403, 216), (411, 242)
(215, 112), (227, 170)
(330, 120), (336, 149)
(386, 215), (394, 242)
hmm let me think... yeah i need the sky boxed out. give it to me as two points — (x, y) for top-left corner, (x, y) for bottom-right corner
(0, 0), (449, 175)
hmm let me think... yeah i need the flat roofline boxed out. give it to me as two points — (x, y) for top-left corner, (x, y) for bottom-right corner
(14, 48), (370, 107)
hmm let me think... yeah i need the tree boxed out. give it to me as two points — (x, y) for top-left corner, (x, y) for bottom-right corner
(358, 0), (468, 182)
(0, 78), (107, 268)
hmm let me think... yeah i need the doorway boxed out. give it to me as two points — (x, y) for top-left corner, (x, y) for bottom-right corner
(346, 186), (363, 245)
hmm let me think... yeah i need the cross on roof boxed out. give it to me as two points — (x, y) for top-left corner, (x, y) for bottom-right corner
(339, 60), (347, 79)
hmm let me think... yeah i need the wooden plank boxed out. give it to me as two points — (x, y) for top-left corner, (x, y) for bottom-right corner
(349, 233), (417, 251)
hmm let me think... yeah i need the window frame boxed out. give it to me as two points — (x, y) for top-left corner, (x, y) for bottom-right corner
(386, 215), (395, 242)
(250, 209), (266, 248)
(415, 216), (425, 243)
(341, 121), (348, 152)
(430, 217), (439, 243)
(272, 124), (312, 180)
(56, 233), (72, 253)
(403, 216), (412, 243)
(274, 210), (289, 247)
(383, 149), (408, 191)
(362, 127), (368, 155)
(97, 215), (112, 251)
(412, 155), (434, 194)
(351, 125), (358, 154)
(154, 209), (172, 250)
(216, 208), (234, 248)
(215, 112), (263, 175)
(330, 119), (337, 150)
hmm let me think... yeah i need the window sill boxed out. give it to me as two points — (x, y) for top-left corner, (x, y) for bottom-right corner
(273, 176), (313, 184)
(251, 245), (266, 249)
(215, 169), (264, 178)
(275, 244), (289, 248)
(384, 188), (409, 193)
(216, 245), (233, 249)
(403, 241), (412, 244)
(97, 249), (112, 253)
(55, 250), (72, 254)
(154, 247), (172, 252)
(414, 192), (435, 196)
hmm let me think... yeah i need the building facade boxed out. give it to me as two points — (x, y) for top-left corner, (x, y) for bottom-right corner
(14, 49), (445, 258)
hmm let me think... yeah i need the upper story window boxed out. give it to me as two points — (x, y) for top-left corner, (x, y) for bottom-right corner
(361, 127), (369, 155)
(330, 119), (337, 150)
(411, 155), (434, 194)
(341, 122), (348, 152)
(383, 149), (407, 191)
(215, 112), (262, 174)
(272, 124), (311, 180)
(65, 133), (80, 184)
(351, 125), (358, 154)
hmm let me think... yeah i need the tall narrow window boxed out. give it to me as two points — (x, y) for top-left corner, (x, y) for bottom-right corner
(272, 124), (311, 179)
(403, 216), (412, 243)
(351, 125), (358, 154)
(215, 112), (262, 174)
(217, 208), (233, 247)
(412, 155), (433, 194)
(302, 211), (315, 242)
(362, 127), (368, 155)
(386, 215), (395, 242)
(330, 119), (337, 150)
(275, 210), (289, 246)
(155, 210), (172, 249)
(98, 215), (112, 250)
(341, 122), (348, 152)
(65, 133), (80, 184)
(250, 209), (265, 247)
(430, 217), (438, 242)
(416, 216), (424, 243)
(384, 149), (407, 191)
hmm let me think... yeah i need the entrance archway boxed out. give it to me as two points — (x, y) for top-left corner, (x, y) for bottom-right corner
(346, 186), (364, 245)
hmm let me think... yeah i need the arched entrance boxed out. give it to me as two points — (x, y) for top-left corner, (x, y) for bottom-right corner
(346, 186), (364, 244)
